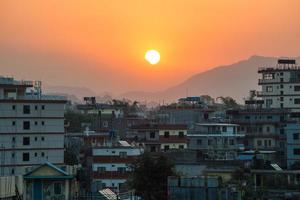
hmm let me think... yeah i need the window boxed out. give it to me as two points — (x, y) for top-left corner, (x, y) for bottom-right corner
(295, 86), (300, 91)
(23, 121), (30, 130)
(179, 145), (184, 149)
(41, 152), (45, 157)
(164, 131), (170, 138)
(41, 121), (45, 126)
(266, 86), (273, 92)
(280, 78), (283, 83)
(222, 126), (227, 132)
(164, 145), (169, 151)
(34, 105), (38, 110)
(11, 152), (15, 158)
(208, 139), (212, 146)
(12, 137), (15, 143)
(23, 105), (30, 114)
(150, 146), (156, 152)
(23, 137), (30, 145)
(293, 133), (299, 140)
(257, 140), (262, 146)
(54, 183), (62, 195)
(22, 153), (30, 161)
(111, 151), (115, 154)
(245, 116), (250, 119)
(102, 121), (108, 128)
(41, 137), (45, 141)
(268, 140), (272, 146)
(264, 140), (267, 147)
(12, 105), (16, 110)
(266, 126), (270, 132)
(294, 99), (300, 104)
(266, 99), (273, 108)
(179, 131), (184, 138)
(229, 139), (235, 145)
(97, 167), (106, 173)
(12, 121), (16, 126)
(280, 97), (284, 101)
(34, 152), (37, 157)
(280, 91), (284, 95)
(267, 116), (273, 120)
(34, 121), (38, 125)
(41, 105), (45, 110)
(197, 139), (202, 145)
(293, 149), (300, 155)
(119, 152), (127, 158)
(35, 137), (37, 141)
(102, 183), (106, 188)
(11, 169), (14, 175)
(150, 132), (155, 139)
(280, 72), (283, 76)
(117, 167), (126, 173)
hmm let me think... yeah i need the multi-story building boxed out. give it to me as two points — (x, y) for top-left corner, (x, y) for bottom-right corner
(92, 141), (142, 192)
(285, 123), (300, 168)
(128, 124), (188, 152)
(258, 59), (300, 111)
(188, 123), (244, 160)
(0, 77), (66, 176)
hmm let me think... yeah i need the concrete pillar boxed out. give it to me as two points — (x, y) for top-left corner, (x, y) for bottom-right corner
(254, 174), (256, 191)
(65, 180), (70, 200)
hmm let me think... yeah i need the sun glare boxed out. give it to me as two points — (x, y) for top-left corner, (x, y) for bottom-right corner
(145, 50), (160, 65)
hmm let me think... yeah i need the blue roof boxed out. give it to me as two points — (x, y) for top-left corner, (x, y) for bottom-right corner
(24, 162), (74, 180)
(236, 155), (254, 161)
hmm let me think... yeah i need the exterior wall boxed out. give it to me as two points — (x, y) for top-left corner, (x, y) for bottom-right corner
(0, 102), (65, 176)
(94, 178), (126, 190)
(93, 148), (141, 156)
(161, 143), (187, 150)
(253, 138), (276, 149)
(286, 124), (300, 168)
(92, 146), (142, 192)
(259, 69), (300, 110)
(24, 179), (68, 200)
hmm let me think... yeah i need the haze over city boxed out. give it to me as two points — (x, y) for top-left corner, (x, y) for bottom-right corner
(1, 0), (300, 96)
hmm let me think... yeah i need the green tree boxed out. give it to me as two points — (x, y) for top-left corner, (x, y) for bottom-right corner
(128, 153), (176, 200)
(217, 96), (239, 108)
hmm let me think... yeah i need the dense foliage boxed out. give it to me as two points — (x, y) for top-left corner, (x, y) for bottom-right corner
(128, 153), (176, 200)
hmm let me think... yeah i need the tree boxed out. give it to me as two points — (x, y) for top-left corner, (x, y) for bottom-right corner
(217, 96), (239, 108)
(128, 153), (176, 200)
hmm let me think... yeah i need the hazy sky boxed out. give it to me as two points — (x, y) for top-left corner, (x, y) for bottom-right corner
(1, 0), (300, 94)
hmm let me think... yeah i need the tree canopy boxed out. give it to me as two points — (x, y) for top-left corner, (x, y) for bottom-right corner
(128, 153), (176, 200)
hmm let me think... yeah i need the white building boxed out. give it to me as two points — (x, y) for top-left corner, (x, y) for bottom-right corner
(0, 77), (66, 176)
(258, 59), (300, 111)
(92, 141), (142, 192)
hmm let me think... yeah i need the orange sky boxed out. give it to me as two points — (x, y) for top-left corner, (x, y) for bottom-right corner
(0, 0), (300, 94)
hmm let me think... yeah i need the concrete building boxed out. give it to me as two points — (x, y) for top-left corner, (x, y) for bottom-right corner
(23, 162), (76, 200)
(188, 123), (244, 160)
(285, 123), (300, 168)
(92, 141), (142, 192)
(257, 59), (300, 111)
(0, 77), (66, 176)
(128, 124), (188, 152)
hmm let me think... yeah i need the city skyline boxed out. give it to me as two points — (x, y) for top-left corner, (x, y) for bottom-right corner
(1, 0), (300, 94)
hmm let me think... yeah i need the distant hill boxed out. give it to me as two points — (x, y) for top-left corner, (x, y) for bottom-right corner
(43, 85), (97, 100)
(120, 55), (300, 103)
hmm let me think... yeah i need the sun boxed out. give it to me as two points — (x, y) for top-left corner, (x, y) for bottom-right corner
(145, 49), (160, 65)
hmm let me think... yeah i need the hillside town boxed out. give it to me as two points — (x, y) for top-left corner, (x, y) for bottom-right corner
(2, 59), (300, 200)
